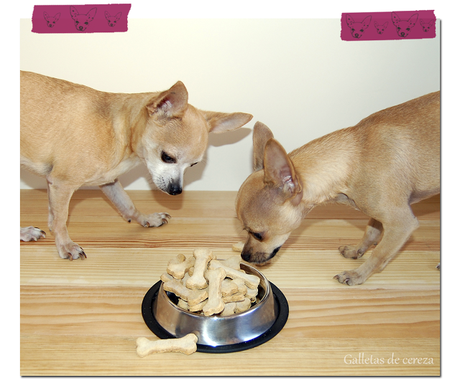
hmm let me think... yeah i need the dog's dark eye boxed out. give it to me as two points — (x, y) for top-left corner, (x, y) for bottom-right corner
(251, 232), (263, 241)
(161, 151), (176, 164)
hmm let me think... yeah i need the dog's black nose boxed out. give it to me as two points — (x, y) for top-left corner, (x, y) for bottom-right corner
(167, 184), (182, 195)
(241, 251), (251, 262)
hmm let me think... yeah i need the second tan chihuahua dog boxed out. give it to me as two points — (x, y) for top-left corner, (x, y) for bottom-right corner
(236, 92), (439, 285)
(21, 71), (252, 260)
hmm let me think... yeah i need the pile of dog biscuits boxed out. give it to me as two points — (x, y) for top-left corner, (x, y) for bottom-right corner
(160, 248), (261, 316)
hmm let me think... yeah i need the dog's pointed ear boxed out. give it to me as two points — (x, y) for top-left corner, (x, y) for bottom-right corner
(70, 6), (78, 20)
(253, 122), (274, 171)
(201, 111), (253, 134)
(408, 13), (419, 26)
(346, 14), (354, 27)
(146, 81), (189, 119)
(362, 15), (372, 29)
(263, 138), (303, 204)
(87, 7), (97, 21)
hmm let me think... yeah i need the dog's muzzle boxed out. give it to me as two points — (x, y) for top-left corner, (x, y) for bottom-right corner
(241, 246), (281, 264)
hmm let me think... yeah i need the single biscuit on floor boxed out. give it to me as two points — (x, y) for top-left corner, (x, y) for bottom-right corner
(136, 333), (198, 357)
(232, 241), (244, 252)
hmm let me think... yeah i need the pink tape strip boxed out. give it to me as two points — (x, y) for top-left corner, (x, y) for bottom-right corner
(32, 4), (131, 33)
(341, 10), (436, 41)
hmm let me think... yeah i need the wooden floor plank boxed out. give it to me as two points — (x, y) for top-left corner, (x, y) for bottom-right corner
(20, 190), (440, 376)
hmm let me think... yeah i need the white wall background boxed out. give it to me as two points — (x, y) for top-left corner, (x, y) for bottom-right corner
(20, 16), (440, 191)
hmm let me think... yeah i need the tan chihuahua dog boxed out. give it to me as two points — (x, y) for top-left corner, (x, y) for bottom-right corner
(236, 92), (439, 285)
(21, 71), (252, 260)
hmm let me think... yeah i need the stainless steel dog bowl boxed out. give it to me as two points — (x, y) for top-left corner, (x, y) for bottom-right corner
(141, 262), (289, 353)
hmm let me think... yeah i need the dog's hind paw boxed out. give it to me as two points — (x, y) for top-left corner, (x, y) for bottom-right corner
(339, 245), (365, 259)
(139, 212), (171, 228)
(57, 242), (87, 260)
(20, 226), (46, 242)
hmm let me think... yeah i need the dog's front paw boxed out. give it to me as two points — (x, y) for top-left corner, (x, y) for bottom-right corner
(20, 226), (46, 241)
(333, 270), (366, 286)
(339, 245), (364, 259)
(138, 212), (171, 228)
(57, 242), (87, 260)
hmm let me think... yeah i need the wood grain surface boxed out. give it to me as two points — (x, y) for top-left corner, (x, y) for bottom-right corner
(20, 189), (440, 376)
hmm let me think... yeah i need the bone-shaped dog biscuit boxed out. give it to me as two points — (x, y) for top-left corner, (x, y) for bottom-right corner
(220, 302), (237, 316)
(220, 298), (252, 316)
(136, 333), (198, 357)
(235, 297), (252, 313)
(246, 287), (259, 302)
(233, 278), (257, 301)
(232, 241), (244, 252)
(177, 297), (203, 312)
(220, 277), (247, 303)
(188, 299), (208, 313)
(186, 248), (215, 290)
(222, 291), (246, 303)
(167, 253), (185, 267)
(202, 267), (226, 316)
(210, 260), (260, 289)
(222, 254), (242, 270)
(160, 273), (172, 283)
(221, 279), (238, 297)
(163, 279), (208, 306)
(167, 253), (195, 279)
(160, 251), (262, 317)
(232, 278), (248, 295)
(177, 298), (190, 311)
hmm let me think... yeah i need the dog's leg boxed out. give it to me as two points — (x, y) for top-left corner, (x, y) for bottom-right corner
(339, 218), (383, 259)
(100, 180), (170, 227)
(47, 181), (54, 231)
(334, 207), (419, 285)
(47, 182), (86, 260)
